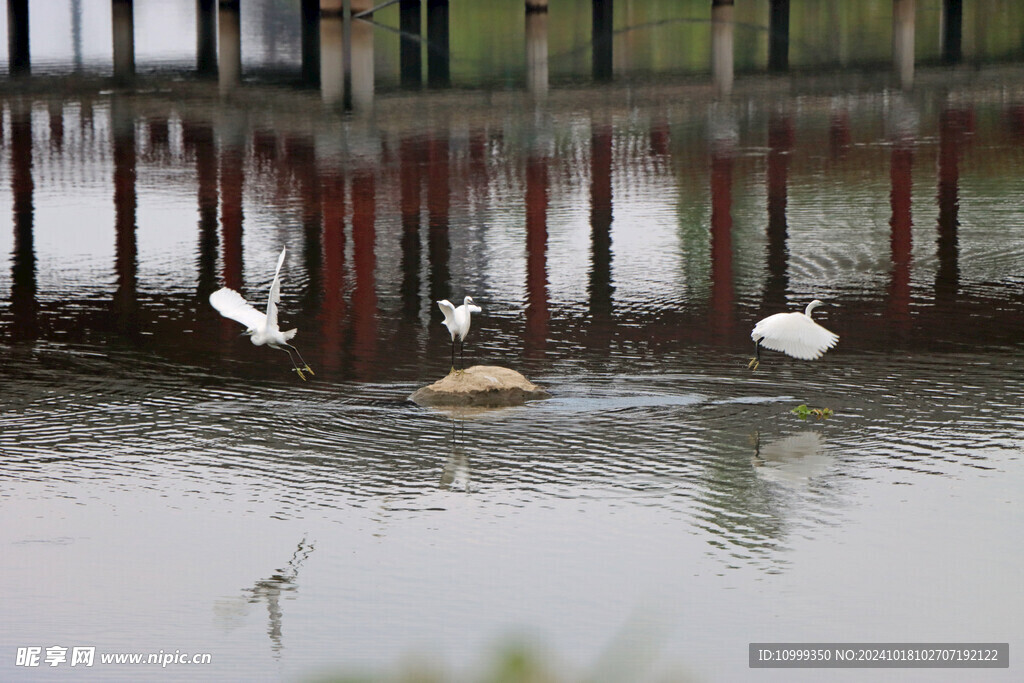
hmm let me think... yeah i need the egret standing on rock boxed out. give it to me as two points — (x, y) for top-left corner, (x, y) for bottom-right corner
(437, 296), (482, 373)
(209, 247), (315, 380)
(749, 299), (838, 370)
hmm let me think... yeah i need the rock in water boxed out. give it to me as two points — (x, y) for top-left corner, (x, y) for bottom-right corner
(409, 365), (551, 407)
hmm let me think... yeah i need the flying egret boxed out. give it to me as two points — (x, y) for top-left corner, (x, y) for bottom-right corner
(437, 296), (482, 372)
(209, 247), (314, 380)
(749, 299), (838, 370)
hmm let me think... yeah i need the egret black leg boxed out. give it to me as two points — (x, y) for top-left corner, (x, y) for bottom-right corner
(460, 339), (465, 371)
(450, 339), (456, 373)
(748, 340), (761, 370)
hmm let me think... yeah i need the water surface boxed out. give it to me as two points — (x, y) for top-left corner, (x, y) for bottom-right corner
(2, 2), (1024, 681)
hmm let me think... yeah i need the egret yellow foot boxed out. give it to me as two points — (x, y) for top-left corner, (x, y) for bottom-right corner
(748, 358), (760, 371)
(304, 365), (315, 376)
(293, 368), (307, 381)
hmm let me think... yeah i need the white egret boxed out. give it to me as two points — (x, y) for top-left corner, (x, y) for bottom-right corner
(749, 299), (838, 370)
(209, 247), (314, 380)
(437, 296), (482, 372)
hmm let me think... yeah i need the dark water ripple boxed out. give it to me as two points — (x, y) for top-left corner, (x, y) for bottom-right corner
(3, 86), (1024, 582)
(4, 340), (1018, 572)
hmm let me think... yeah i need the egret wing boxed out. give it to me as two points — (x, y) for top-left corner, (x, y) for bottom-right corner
(437, 300), (457, 339)
(467, 304), (482, 314)
(750, 312), (787, 342)
(210, 287), (267, 330)
(755, 313), (838, 360)
(265, 247), (287, 331)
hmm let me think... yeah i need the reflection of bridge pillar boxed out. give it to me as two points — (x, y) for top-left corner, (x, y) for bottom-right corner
(400, 0), (422, 89)
(49, 102), (65, 152)
(711, 1), (734, 96)
(352, 169), (377, 379)
(286, 137), (322, 312)
(80, 97), (94, 134)
(1010, 105), (1024, 140)
(253, 129), (278, 168)
(592, 0), (613, 82)
(112, 0), (135, 84)
(148, 118), (169, 154)
(7, 0), (30, 77)
(829, 109), (851, 159)
(112, 99), (138, 333)
(469, 130), (489, 187)
(650, 116), (669, 156)
(320, 10), (344, 106)
(893, 0), (915, 90)
(427, 134), (451, 302)
(525, 154), (549, 356)
(400, 136), (425, 319)
(588, 124), (614, 319)
(219, 125), (245, 292)
(196, 0), (217, 77)
(183, 121), (219, 301)
(218, 0), (242, 94)
(320, 170), (346, 373)
(936, 107), (968, 301)
(765, 113), (792, 311)
(768, 0), (789, 72)
(941, 0), (962, 64)
(889, 142), (913, 334)
(525, 7), (549, 99)
(10, 100), (36, 340)
(710, 139), (734, 339)
(426, 0), (450, 87)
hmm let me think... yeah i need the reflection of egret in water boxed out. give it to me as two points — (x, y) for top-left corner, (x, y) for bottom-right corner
(752, 431), (831, 487)
(690, 423), (836, 571)
(214, 538), (314, 656)
(690, 441), (788, 570)
(440, 418), (470, 492)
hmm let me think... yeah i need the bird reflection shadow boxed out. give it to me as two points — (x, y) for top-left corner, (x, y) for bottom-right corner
(213, 537), (315, 656)
(752, 431), (831, 486)
(440, 418), (470, 492)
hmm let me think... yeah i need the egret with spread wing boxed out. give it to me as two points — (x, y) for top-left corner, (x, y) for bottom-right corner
(437, 296), (482, 373)
(210, 247), (314, 380)
(749, 299), (838, 370)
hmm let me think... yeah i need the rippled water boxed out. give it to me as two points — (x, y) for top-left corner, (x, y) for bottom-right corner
(3, 3), (1024, 681)
(3, 341), (1022, 679)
